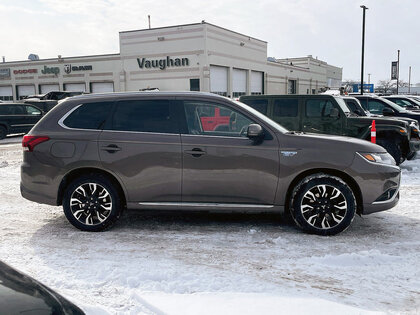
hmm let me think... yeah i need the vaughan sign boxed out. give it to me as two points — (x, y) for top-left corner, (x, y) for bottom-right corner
(137, 56), (189, 70)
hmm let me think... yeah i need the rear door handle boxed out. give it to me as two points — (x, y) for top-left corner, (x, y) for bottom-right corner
(101, 144), (121, 153)
(184, 148), (206, 157)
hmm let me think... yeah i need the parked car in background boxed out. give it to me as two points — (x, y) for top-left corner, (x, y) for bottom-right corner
(25, 91), (85, 101)
(240, 94), (419, 164)
(353, 94), (420, 125)
(21, 92), (401, 235)
(0, 261), (84, 314)
(0, 103), (43, 139)
(343, 96), (420, 160)
(382, 95), (420, 110)
(24, 91), (87, 113)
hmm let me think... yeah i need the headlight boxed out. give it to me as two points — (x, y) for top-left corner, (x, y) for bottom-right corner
(358, 152), (396, 165)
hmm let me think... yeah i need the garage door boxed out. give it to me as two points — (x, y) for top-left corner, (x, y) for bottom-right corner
(64, 83), (86, 92)
(40, 84), (60, 94)
(210, 65), (228, 96)
(90, 82), (114, 93)
(0, 86), (13, 101)
(17, 85), (36, 100)
(233, 68), (247, 98)
(251, 71), (263, 95)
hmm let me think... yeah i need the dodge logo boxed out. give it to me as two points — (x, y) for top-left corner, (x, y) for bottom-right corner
(64, 64), (72, 74)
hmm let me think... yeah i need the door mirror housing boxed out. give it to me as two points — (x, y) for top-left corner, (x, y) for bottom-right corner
(382, 107), (395, 116)
(247, 124), (264, 139)
(329, 108), (340, 118)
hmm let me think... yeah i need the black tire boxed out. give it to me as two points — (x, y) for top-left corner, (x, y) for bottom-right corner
(377, 139), (404, 165)
(407, 151), (417, 160)
(63, 174), (122, 231)
(0, 126), (6, 140)
(289, 174), (356, 236)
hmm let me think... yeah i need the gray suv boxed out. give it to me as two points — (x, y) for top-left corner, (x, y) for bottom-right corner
(21, 92), (401, 235)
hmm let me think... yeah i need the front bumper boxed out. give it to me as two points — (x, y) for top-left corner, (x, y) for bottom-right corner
(409, 139), (420, 153)
(348, 154), (401, 215)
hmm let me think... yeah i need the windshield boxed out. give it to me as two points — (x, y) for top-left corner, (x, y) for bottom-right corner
(379, 97), (406, 112)
(334, 97), (351, 114)
(232, 99), (289, 133)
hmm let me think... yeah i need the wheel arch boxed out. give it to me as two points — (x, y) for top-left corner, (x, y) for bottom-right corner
(285, 168), (363, 215)
(57, 167), (127, 207)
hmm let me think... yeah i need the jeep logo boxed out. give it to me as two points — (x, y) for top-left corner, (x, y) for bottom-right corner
(41, 66), (60, 75)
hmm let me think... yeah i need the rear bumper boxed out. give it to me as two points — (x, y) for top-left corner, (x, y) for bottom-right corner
(20, 182), (57, 206)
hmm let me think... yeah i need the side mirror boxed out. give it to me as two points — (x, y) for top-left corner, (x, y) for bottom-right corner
(382, 107), (395, 116)
(247, 124), (264, 139)
(329, 108), (340, 118)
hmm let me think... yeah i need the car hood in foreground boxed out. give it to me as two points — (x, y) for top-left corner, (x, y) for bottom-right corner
(0, 261), (84, 315)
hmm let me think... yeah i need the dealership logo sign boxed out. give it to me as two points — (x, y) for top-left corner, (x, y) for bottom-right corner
(0, 68), (11, 78)
(64, 64), (93, 74)
(13, 69), (37, 75)
(137, 56), (189, 70)
(41, 66), (60, 75)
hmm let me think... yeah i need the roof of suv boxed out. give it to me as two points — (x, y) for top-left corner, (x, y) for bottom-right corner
(69, 91), (228, 102)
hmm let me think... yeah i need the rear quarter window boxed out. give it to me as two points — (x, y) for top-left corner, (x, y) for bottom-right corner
(63, 102), (113, 129)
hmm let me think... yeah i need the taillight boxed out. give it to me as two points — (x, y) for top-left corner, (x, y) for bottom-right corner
(22, 135), (50, 152)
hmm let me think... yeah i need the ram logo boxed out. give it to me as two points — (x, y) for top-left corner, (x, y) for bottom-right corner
(64, 64), (72, 74)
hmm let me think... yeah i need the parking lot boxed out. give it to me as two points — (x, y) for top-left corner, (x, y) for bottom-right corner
(0, 141), (419, 314)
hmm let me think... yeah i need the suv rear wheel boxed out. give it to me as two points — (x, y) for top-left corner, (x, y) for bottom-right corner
(289, 174), (356, 236)
(63, 174), (122, 231)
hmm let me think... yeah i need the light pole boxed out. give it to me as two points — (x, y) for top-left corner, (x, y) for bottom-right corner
(397, 49), (400, 94)
(368, 73), (371, 84)
(409, 66), (411, 94)
(360, 5), (368, 95)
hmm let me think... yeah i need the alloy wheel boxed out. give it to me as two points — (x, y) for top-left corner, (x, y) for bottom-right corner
(70, 183), (113, 226)
(300, 184), (347, 230)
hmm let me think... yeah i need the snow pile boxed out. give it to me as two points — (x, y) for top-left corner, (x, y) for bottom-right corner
(0, 144), (419, 314)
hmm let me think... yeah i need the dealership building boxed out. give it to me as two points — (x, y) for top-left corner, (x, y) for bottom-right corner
(0, 22), (342, 101)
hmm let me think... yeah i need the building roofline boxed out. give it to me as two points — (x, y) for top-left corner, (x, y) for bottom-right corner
(0, 53), (120, 66)
(119, 21), (267, 43)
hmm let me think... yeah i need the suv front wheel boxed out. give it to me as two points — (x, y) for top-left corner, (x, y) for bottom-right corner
(63, 174), (122, 231)
(289, 174), (356, 236)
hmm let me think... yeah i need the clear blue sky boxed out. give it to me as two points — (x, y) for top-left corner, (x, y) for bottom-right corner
(1, 0), (419, 85)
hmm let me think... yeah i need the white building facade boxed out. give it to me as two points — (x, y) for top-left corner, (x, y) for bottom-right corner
(0, 22), (342, 101)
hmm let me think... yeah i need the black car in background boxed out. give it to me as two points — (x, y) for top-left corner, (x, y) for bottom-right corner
(353, 94), (420, 125)
(0, 261), (84, 314)
(24, 91), (87, 112)
(25, 91), (85, 101)
(0, 103), (43, 139)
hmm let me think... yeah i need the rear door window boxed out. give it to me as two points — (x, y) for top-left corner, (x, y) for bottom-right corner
(110, 99), (178, 134)
(63, 102), (113, 129)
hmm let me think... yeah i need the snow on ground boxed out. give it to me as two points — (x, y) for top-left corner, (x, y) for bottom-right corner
(0, 143), (419, 314)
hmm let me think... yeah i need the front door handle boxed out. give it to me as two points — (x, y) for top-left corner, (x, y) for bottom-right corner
(184, 148), (206, 157)
(101, 144), (121, 153)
